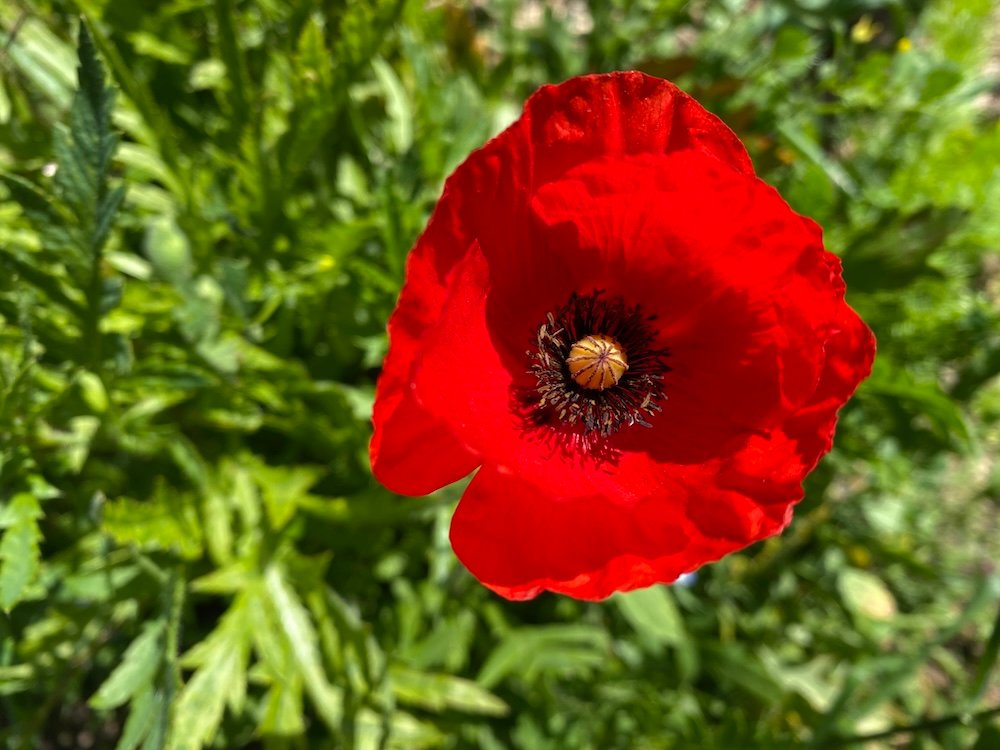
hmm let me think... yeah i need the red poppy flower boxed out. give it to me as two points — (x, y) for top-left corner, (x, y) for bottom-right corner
(370, 72), (875, 601)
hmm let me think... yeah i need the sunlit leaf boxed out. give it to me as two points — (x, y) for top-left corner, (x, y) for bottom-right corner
(0, 493), (43, 611)
(91, 619), (165, 710)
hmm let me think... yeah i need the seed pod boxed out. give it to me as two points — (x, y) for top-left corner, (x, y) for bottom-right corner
(566, 334), (628, 390)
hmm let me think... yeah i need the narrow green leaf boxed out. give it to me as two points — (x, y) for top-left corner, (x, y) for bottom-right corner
(212, 0), (251, 132)
(477, 625), (610, 689)
(114, 686), (160, 750)
(0, 16), (75, 107)
(263, 565), (344, 730)
(0, 493), (43, 611)
(615, 586), (688, 647)
(170, 598), (250, 750)
(777, 121), (859, 196)
(371, 57), (413, 153)
(93, 184), (126, 253)
(967, 601), (1000, 707)
(0, 172), (85, 257)
(91, 620), (165, 710)
(0, 247), (87, 316)
(356, 707), (442, 750)
(259, 675), (305, 737)
(53, 123), (98, 212)
(390, 667), (509, 717)
(615, 585), (698, 680)
(702, 642), (785, 704)
(864, 359), (974, 450)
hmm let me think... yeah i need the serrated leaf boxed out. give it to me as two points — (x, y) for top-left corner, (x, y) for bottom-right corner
(114, 686), (160, 750)
(0, 246), (85, 316)
(477, 625), (610, 689)
(0, 493), (43, 611)
(0, 172), (85, 257)
(91, 620), (165, 710)
(52, 24), (117, 220)
(101, 495), (203, 560)
(75, 22), (117, 177)
(263, 565), (343, 729)
(170, 598), (250, 750)
(53, 122), (98, 213)
(390, 667), (508, 716)
(259, 674), (305, 736)
(356, 706), (442, 750)
(254, 464), (324, 531)
(201, 486), (233, 566)
(93, 184), (126, 253)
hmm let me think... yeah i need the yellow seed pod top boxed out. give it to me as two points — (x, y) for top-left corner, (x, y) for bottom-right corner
(566, 334), (628, 390)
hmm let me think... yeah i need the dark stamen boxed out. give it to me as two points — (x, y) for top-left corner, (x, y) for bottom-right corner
(523, 290), (670, 450)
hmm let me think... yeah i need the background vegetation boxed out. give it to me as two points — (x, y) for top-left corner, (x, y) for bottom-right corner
(1, 0), (998, 748)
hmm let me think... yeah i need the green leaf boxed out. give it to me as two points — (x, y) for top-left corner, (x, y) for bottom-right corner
(702, 642), (785, 704)
(254, 463), (324, 531)
(477, 625), (611, 689)
(390, 666), (509, 717)
(170, 597), (250, 750)
(966, 601), (1000, 707)
(371, 57), (413, 153)
(615, 586), (687, 647)
(776, 121), (858, 196)
(115, 687), (161, 750)
(56, 22), (118, 223)
(838, 569), (898, 621)
(101, 494), (203, 560)
(259, 675), (305, 736)
(972, 724), (1000, 750)
(93, 184), (126, 252)
(144, 217), (193, 286)
(864, 359), (974, 451)
(615, 585), (698, 680)
(0, 15), (74, 107)
(0, 172), (85, 257)
(0, 245), (86, 316)
(0, 493), (43, 611)
(263, 565), (344, 730)
(91, 620), (165, 710)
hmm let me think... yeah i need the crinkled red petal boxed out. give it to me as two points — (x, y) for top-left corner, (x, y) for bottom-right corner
(370, 71), (875, 599)
(372, 73), (756, 496)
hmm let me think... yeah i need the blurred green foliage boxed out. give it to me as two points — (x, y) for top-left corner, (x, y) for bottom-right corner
(0, 0), (998, 748)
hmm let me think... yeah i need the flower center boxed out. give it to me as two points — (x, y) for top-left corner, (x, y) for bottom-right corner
(566, 335), (628, 390)
(525, 291), (669, 446)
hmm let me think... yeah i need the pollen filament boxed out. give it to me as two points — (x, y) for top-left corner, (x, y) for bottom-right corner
(567, 335), (628, 390)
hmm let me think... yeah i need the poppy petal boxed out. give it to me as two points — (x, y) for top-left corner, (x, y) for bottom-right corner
(450, 466), (692, 601)
(371, 72), (875, 600)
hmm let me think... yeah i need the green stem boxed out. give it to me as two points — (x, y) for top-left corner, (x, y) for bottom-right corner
(160, 568), (186, 738)
(824, 704), (1000, 746)
(83, 242), (104, 371)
